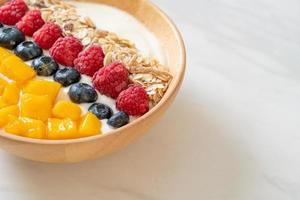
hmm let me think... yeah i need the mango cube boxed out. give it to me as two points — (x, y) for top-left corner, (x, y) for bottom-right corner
(47, 118), (78, 140)
(2, 82), (20, 105)
(5, 117), (46, 139)
(78, 113), (101, 137)
(0, 75), (8, 95)
(20, 94), (52, 122)
(0, 47), (13, 64)
(52, 101), (82, 121)
(0, 105), (19, 127)
(0, 56), (36, 84)
(0, 82), (20, 109)
(23, 80), (62, 102)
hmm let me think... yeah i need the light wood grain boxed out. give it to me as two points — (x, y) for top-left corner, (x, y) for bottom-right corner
(0, 0), (186, 163)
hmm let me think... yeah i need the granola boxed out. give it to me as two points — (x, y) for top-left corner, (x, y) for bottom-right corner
(25, 0), (173, 107)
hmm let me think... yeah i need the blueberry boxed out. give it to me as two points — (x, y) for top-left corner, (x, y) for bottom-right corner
(88, 103), (113, 120)
(68, 83), (98, 103)
(32, 56), (59, 76)
(0, 27), (25, 49)
(54, 68), (81, 87)
(107, 112), (129, 128)
(14, 41), (43, 61)
(0, 24), (3, 28)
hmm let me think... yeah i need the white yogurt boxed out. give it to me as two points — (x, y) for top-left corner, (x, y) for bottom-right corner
(24, 2), (166, 134)
(72, 1), (166, 64)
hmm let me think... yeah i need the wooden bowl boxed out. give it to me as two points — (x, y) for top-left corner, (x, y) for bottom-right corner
(0, 0), (186, 163)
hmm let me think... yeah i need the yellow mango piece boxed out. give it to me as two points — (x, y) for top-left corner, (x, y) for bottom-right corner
(2, 82), (19, 105)
(0, 74), (8, 95)
(23, 79), (62, 102)
(0, 105), (19, 127)
(52, 101), (82, 121)
(20, 94), (52, 122)
(0, 97), (9, 109)
(5, 117), (46, 139)
(47, 118), (78, 140)
(78, 113), (101, 137)
(0, 47), (13, 64)
(0, 56), (36, 84)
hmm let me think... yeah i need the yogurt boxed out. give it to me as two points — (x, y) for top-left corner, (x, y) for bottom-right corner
(25, 2), (166, 134)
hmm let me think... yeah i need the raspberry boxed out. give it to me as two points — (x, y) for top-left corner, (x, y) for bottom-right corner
(116, 85), (149, 116)
(49, 36), (83, 66)
(33, 23), (62, 49)
(0, 0), (28, 25)
(16, 10), (44, 36)
(92, 62), (129, 98)
(74, 45), (105, 76)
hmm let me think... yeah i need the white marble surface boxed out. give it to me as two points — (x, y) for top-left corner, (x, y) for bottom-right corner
(0, 0), (300, 199)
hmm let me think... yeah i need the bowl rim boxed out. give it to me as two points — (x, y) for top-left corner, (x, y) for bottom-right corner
(0, 0), (186, 145)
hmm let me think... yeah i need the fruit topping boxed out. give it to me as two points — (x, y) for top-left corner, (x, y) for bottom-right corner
(52, 100), (82, 121)
(32, 56), (59, 76)
(16, 9), (45, 36)
(1, 82), (20, 105)
(92, 62), (129, 99)
(88, 103), (113, 120)
(0, 105), (19, 128)
(0, 27), (25, 49)
(116, 85), (149, 116)
(5, 117), (46, 139)
(74, 45), (105, 76)
(107, 112), (129, 128)
(14, 41), (43, 61)
(0, 0), (28, 25)
(0, 24), (3, 28)
(0, 55), (36, 83)
(23, 79), (61, 103)
(33, 22), (62, 49)
(78, 112), (101, 137)
(0, 47), (13, 62)
(53, 67), (81, 87)
(68, 83), (98, 104)
(47, 118), (78, 140)
(50, 36), (83, 66)
(20, 94), (52, 122)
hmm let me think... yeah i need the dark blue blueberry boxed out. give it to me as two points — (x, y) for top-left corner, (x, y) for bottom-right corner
(0, 24), (3, 28)
(88, 103), (113, 120)
(14, 41), (43, 61)
(32, 56), (59, 76)
(68, 83), (98, 103)
(107, 112), (129, 128)
(0, 27), (25, 49)
(54, 68), (81, 87)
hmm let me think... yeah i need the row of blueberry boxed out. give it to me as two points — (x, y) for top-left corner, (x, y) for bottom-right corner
(0, 24), (129, 128)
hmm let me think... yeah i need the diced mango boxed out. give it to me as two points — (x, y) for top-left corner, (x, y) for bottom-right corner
(20, 94), (52, 122)
(23, 79), (62, 102)
(78, 113), (101, 137)
(0, 56), (36, 84)
(0, 47), (13, 64)
(2, 82), (19, 105)
(0, 75), (8, 95)
(52, 101), (82, 121)
(5, 117), (46, 139)
(0, 105), (19, 127)
(47, 118), (78, 140)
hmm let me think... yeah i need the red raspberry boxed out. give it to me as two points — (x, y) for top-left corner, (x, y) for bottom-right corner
(92, 62), (129, 99)
(0, 0), (28, 25)
(33, 23), (62, 49)
(16, 10), (45, 36)
(116, 85), (149, 116)
(49, 36), (83, 66)
(74, 45), (105, 76)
